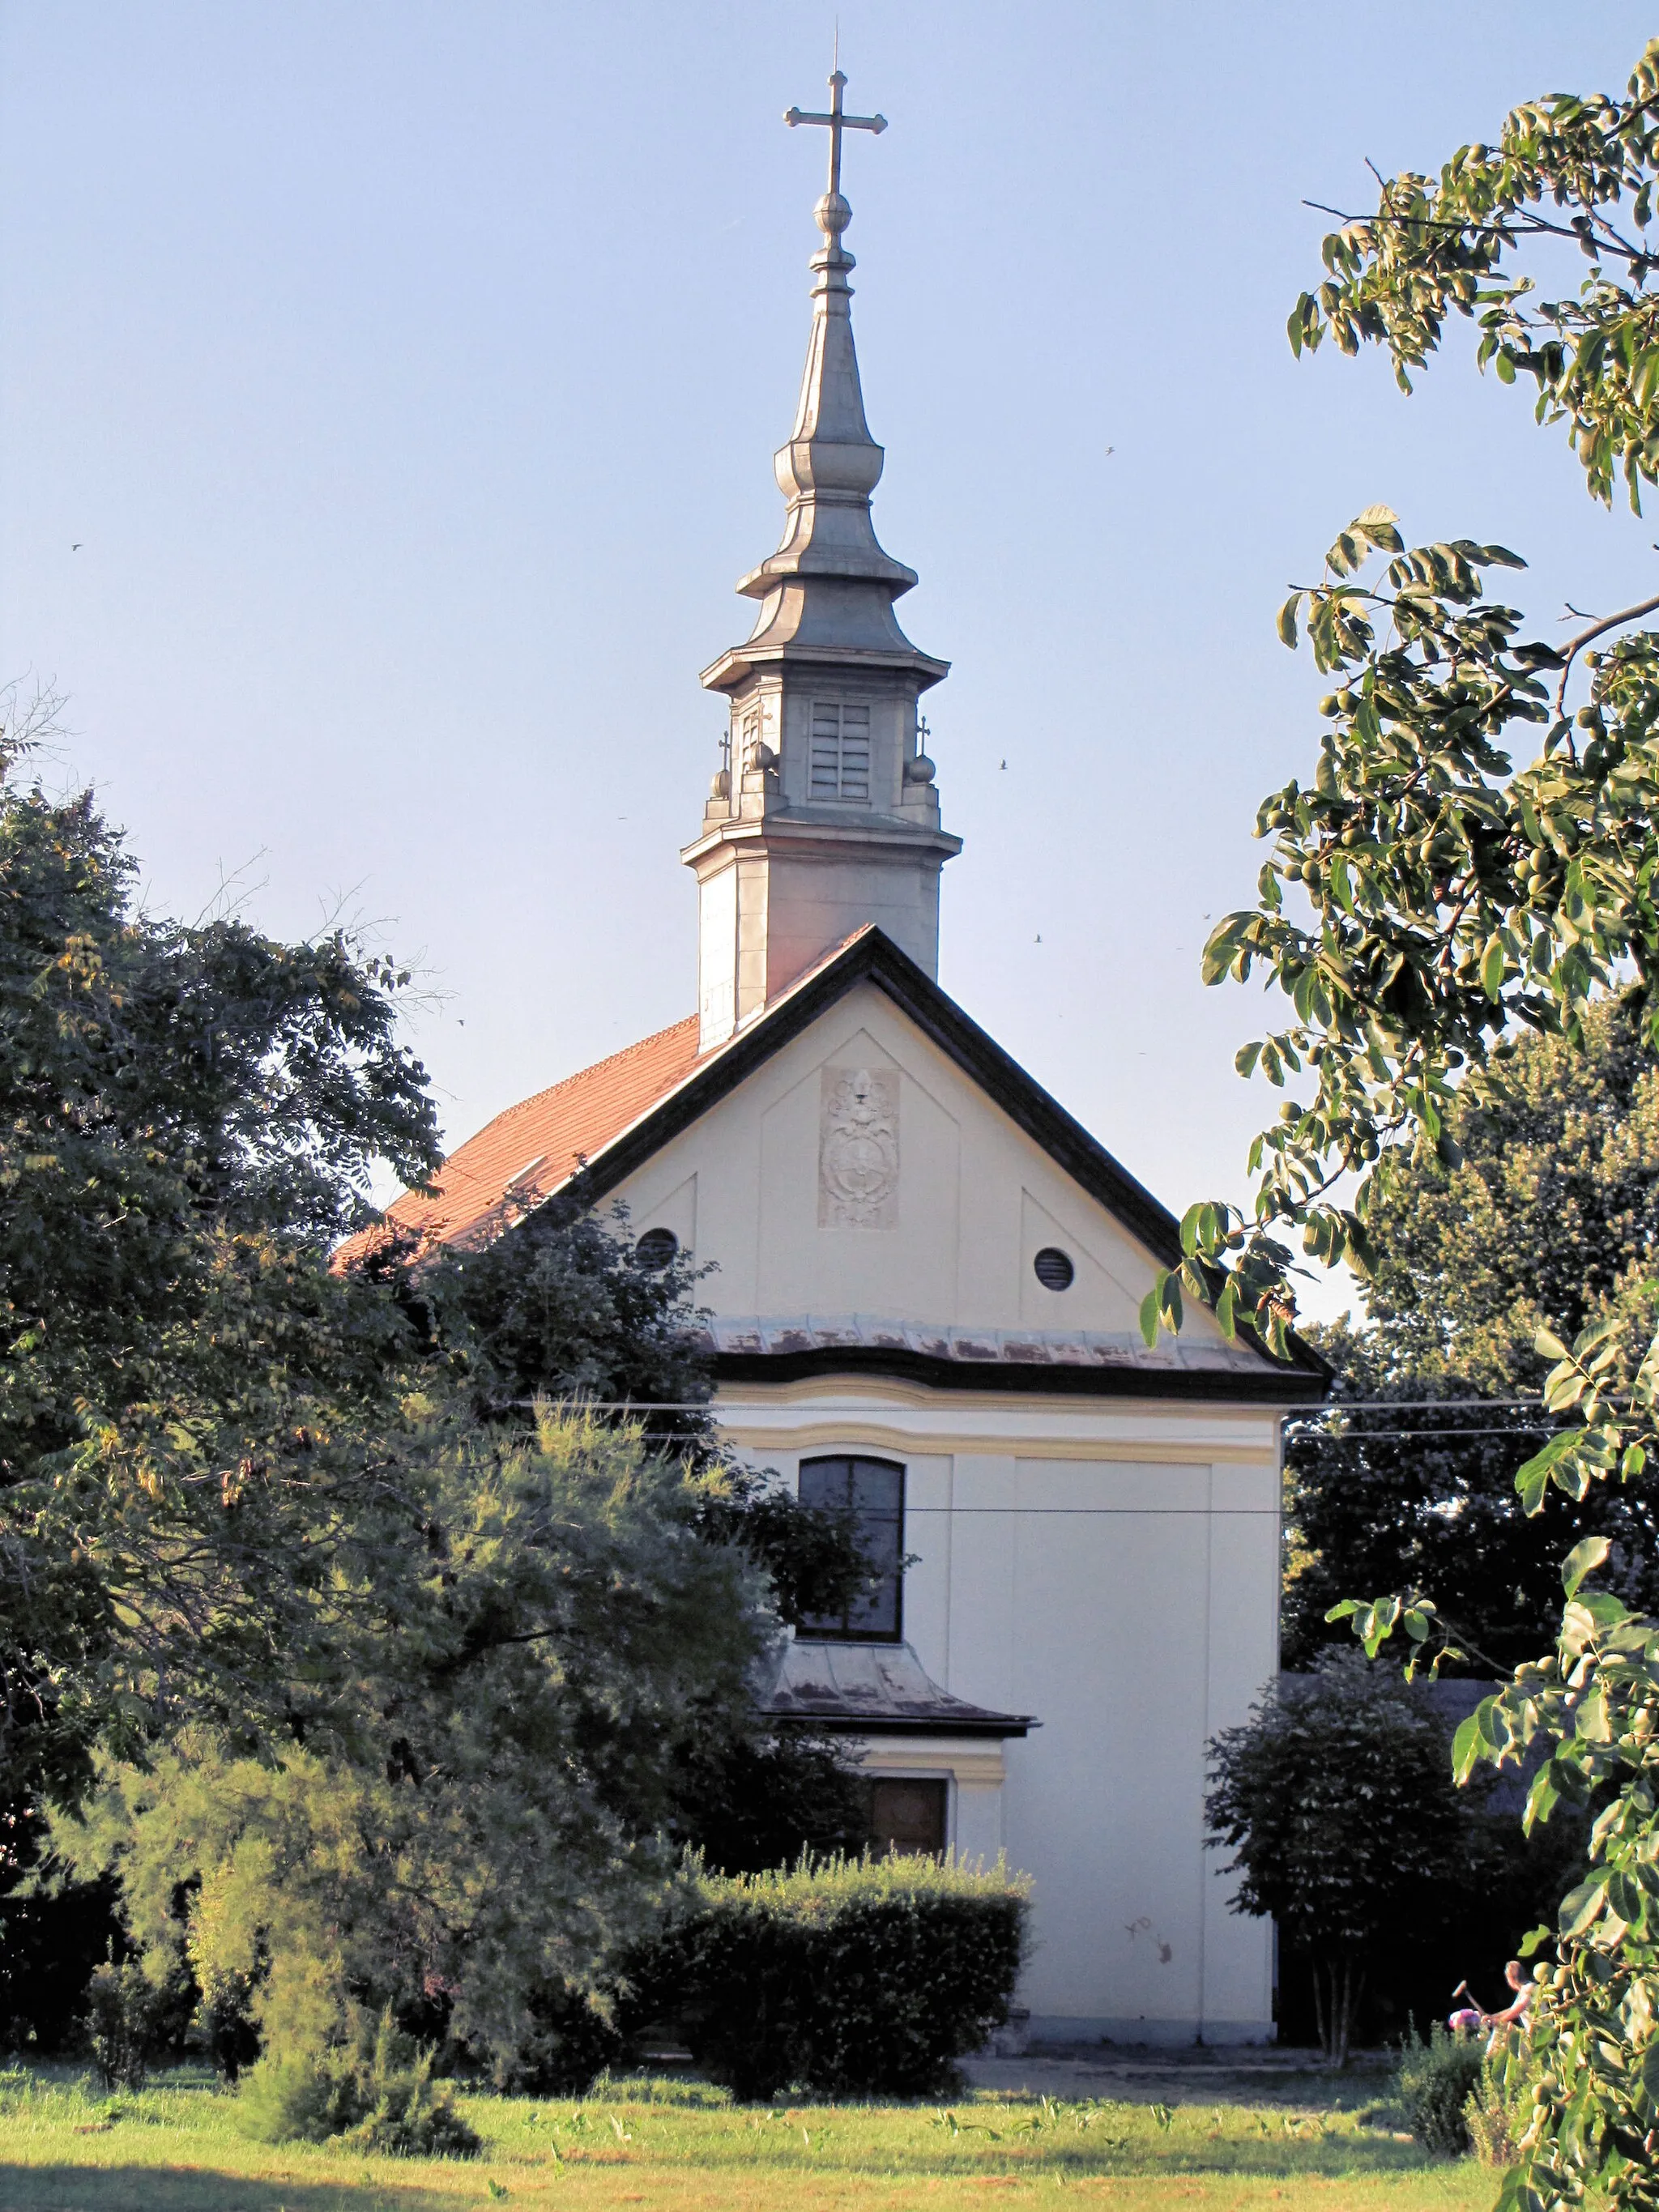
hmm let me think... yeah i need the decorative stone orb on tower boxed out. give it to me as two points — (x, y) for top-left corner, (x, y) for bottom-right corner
(684, 70), (960, 1051)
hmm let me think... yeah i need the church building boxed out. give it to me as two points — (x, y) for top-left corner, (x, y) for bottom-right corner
(379, 74), (1326, 2045)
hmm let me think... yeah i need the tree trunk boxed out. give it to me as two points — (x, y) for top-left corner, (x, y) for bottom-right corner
(1311, 1954), (1367, 2067)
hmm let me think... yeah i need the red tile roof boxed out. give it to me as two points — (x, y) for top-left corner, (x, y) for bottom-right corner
(352, 1012), (703, 1259)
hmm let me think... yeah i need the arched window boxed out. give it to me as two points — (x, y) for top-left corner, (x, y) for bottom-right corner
(796, 1455), (905, 1643)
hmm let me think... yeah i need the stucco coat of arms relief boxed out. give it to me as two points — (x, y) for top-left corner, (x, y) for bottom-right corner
(818, 1065), (900, 1230)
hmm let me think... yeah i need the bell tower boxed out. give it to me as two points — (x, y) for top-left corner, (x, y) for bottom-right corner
(683, 70), (959, 1052)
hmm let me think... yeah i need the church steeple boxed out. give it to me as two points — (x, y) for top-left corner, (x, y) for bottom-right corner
(684, 70), (959, 1053)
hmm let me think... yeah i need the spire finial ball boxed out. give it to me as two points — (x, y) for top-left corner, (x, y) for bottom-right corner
(814, 190), (853, 238)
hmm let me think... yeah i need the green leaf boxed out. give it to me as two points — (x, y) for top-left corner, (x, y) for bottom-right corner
(1277, 593), (1302, 649)
(1480, 936), (1506, 1001)
(1607, 1870), (1647, 1930)
(1542, 1362), (1588, 1413)
(1324, 1600), (1360, 1622)
(1561, 1534), (1611, 1599)
(1353, 504), (1404, 553)
(1139, 1282), (1162, 1350)
(1516, 1430), (1578, 1515)
(1234, 1041), (1263, 1079)
(1524, 1763), (1559, 1831)
(1559, 1872), (1610, 1939)
(1202, 914), (1253, 987)
(1452, 1711), (1483, 1784)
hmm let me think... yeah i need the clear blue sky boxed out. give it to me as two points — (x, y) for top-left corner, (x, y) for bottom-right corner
(3, 3), (1655, 1301)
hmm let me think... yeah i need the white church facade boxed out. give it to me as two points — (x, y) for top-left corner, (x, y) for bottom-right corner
(380, 74), (1326, 2044)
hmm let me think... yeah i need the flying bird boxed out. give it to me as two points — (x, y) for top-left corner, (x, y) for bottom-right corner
(1000, 758), (1007, 770)
(71, 543), (83, 552)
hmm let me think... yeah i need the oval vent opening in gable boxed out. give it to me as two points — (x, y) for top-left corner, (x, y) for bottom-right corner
(1033, 1247), (1075, 1292)
(636, 1227), (679, 1270)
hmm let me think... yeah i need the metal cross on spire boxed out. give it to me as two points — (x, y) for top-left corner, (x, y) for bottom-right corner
(784, 68), (886, 200)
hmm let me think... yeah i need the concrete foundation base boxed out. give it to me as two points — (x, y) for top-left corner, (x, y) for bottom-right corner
(1024, 2017), (1277, 2048)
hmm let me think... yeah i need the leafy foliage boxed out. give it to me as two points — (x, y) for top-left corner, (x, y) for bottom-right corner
(237, 2007), (480, 2157)
(1470, 2038), (1542, 2170)
(0, 696), (442, 1811)
(1286, 1332), (1659, 1677)
(419, 1200), (879, 1638)
(1206, 1659), (1468, 2065)
(429, 1200), (717, 1437)
(1286, 1006), (1659, 1671)
(663, 1729), (870, 1878)
(625, 1852), (1030, 2103)
(48, 1408), (773, 2079)
(0, 705), (877, 2056)
(1288, 49), (1659, 511)
(1184, 36), (1659, 2206)
(82, 1959), (164, 2092)
(1356, 1002), (1659, 1393)
(1396, 2022), (1486, 2159)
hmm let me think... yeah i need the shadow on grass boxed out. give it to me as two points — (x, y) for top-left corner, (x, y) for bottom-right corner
(0, 2165), (455, 2211)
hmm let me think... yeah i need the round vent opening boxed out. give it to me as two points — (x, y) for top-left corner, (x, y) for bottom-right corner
(1032, 1246), (1075, 1292)
(636, 1227), (679, 1271)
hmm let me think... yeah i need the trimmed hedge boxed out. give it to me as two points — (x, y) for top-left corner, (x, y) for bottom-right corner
(626, 1852), (1030, 2102)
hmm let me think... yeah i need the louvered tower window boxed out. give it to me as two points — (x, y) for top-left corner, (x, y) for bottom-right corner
(809, 701), (872, 801)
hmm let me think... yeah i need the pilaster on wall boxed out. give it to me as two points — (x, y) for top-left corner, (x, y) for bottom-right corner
(1198, 1458), (1281, 2039)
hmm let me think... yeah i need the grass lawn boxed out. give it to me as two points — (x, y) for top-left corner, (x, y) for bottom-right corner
(0, 2063), (1502, 2211)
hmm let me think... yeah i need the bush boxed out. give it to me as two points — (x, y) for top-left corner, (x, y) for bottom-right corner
(1397, 2022), (1486, 2156)
(497, 1981), (625, 2095)
(83, 1961), (162, 2091)
(238, 2054), (363, 2144)
(625, 1852), (1030, 2103)
(238, 2008), (480, 2158)
(1466, 2039), (1537, 2167)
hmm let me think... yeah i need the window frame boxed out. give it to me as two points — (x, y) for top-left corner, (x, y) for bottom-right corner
(795, 1453), (906, 1643)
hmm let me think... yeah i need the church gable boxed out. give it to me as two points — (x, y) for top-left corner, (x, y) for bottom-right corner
(589, 933), (1321, 1396)
(616, 977), (1216, 1342)
(363, 927), (1320, 1396)
(356, 928), (1320, 1396)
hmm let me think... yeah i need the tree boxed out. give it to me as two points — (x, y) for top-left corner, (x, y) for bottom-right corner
(0, 699), (868, 2053)
(1207, 1658), (1469, 2065)
(1181, 40), (1659, 2207)
(412, 1195), (881, 1639)
(1286, 1004), (1659, 1671)
(401, 1200), (877, 1876)
(0, 691), (443, 1807)
(49, 1406), (774, 2079)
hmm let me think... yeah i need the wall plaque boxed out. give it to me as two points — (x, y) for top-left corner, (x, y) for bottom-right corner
(818, 1065), (900, 1230)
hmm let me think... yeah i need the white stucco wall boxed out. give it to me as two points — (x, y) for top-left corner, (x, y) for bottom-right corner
(609, 978), (1293, 2041)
